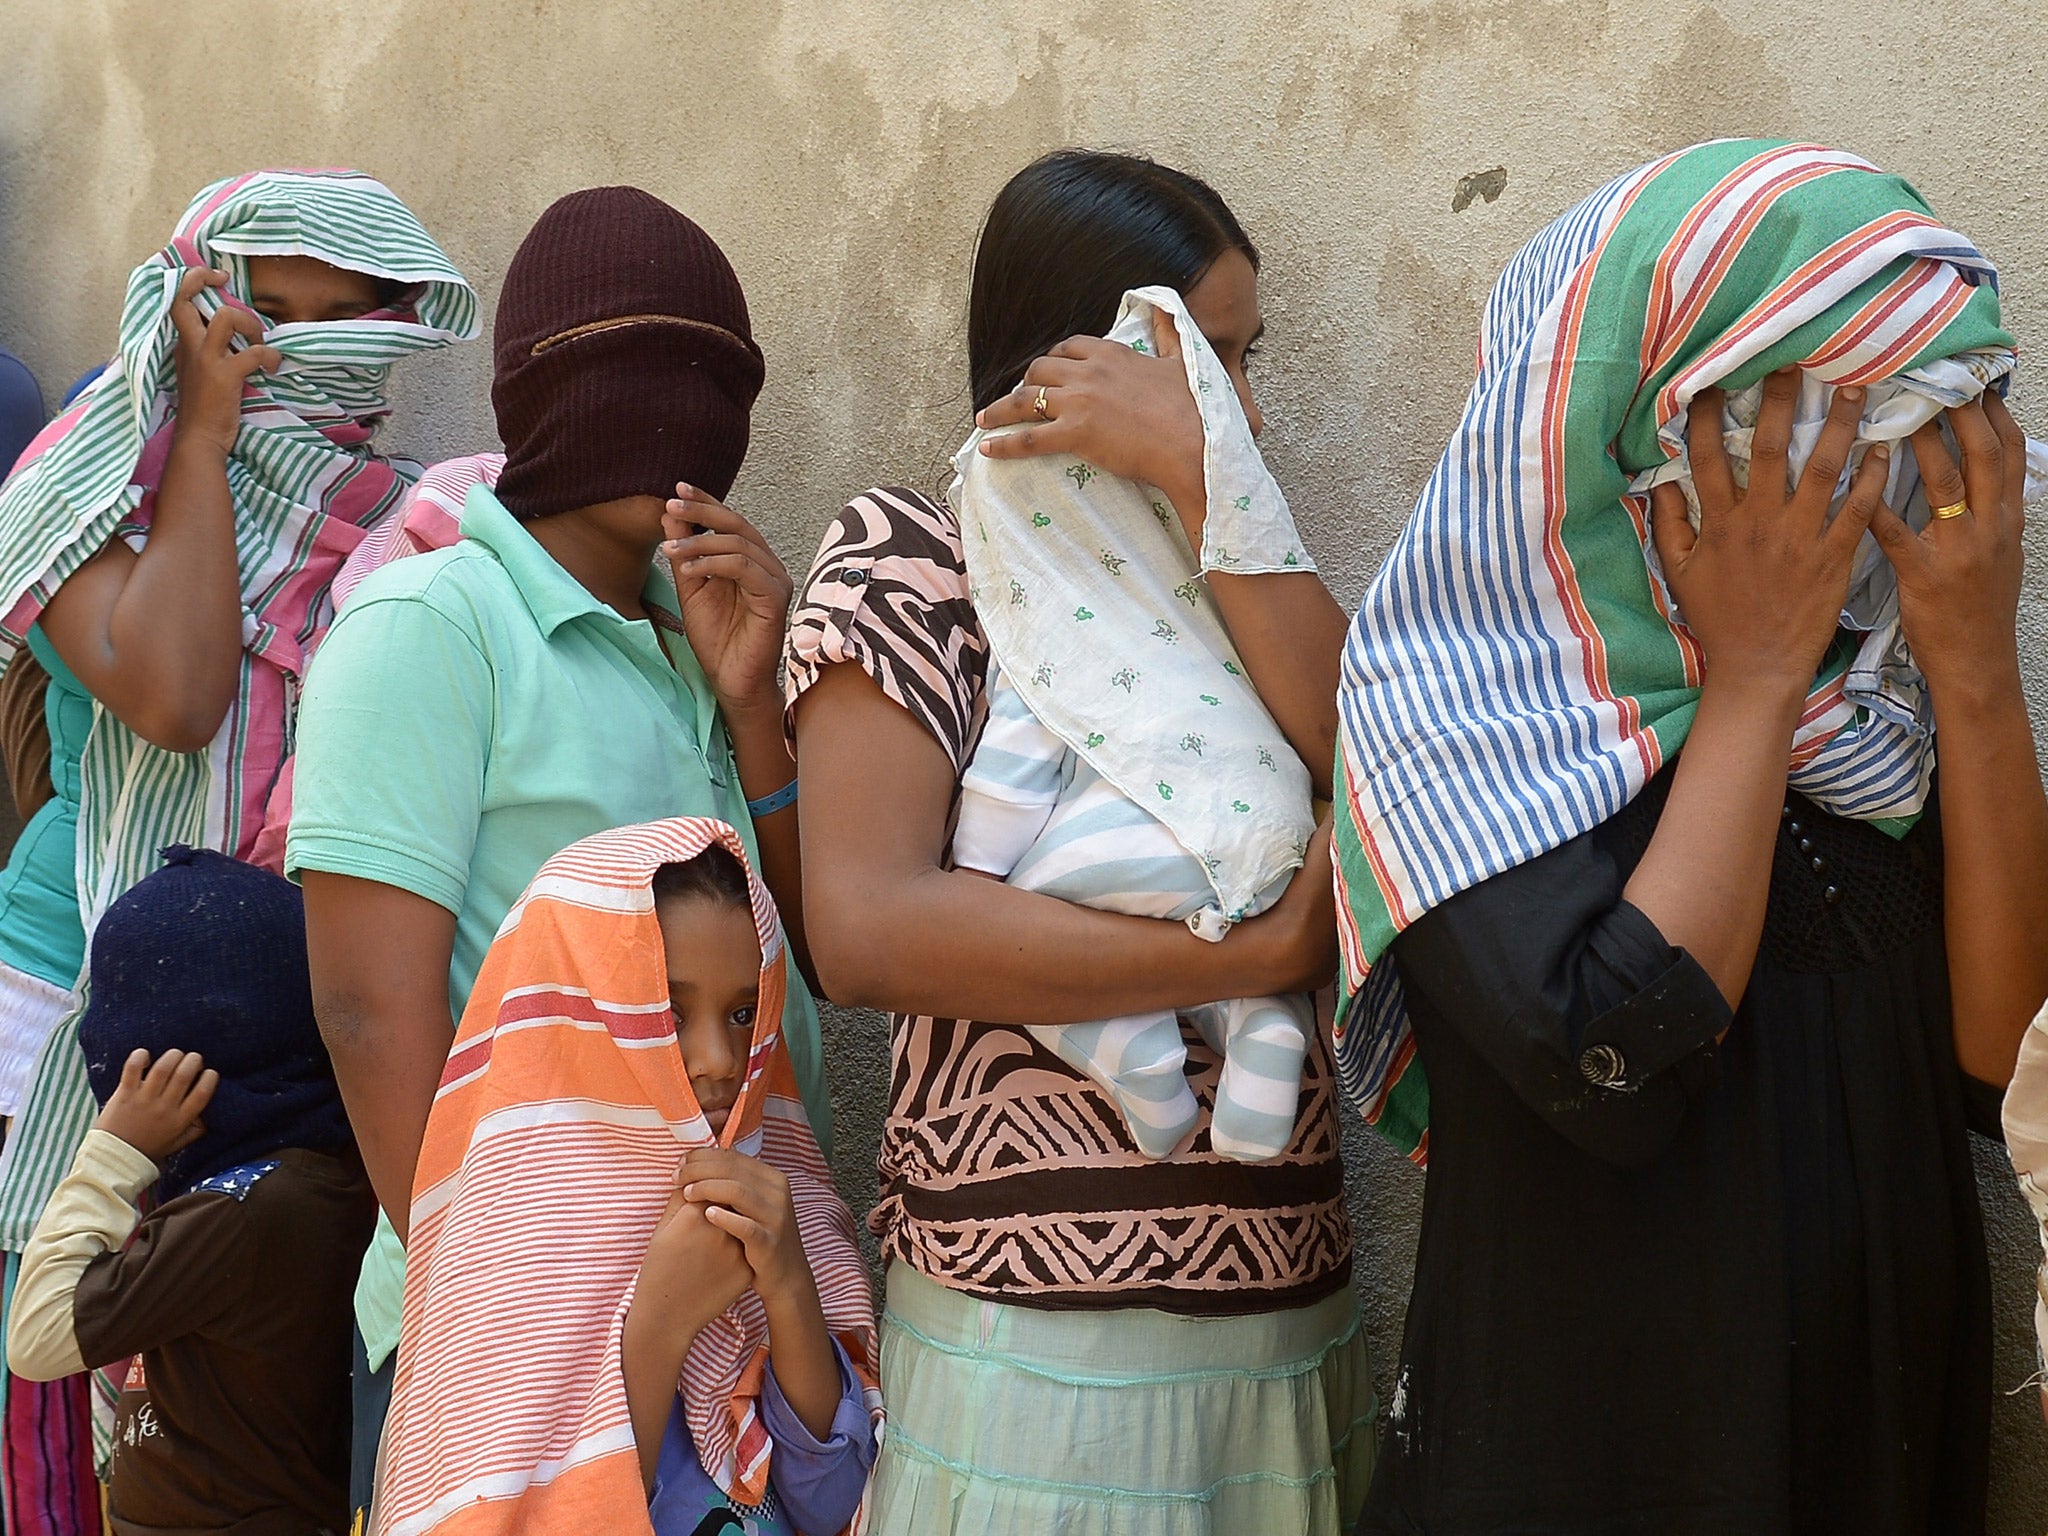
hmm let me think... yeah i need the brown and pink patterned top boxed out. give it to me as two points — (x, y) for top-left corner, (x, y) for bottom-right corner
(785, 487), (1352, 1314)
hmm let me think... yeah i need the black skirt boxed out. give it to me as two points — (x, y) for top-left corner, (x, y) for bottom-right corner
(1361, 770), (1991, 1536)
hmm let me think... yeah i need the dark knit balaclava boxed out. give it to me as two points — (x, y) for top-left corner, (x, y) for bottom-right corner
(77, 847), (351, 1201)
(491, 186), (765, 519)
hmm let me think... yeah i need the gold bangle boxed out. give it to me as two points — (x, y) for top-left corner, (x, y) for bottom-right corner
(1931, 500), (1970, 520)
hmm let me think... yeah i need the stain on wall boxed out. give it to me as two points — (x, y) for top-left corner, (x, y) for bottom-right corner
(2, 0), (2045, 1524)
(1450, 165), (1507, 211)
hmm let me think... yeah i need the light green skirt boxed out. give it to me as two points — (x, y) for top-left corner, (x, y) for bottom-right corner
(867, 1264), (1376, 1535)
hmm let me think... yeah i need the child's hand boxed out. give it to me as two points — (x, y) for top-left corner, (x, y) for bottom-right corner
(679, 1147), (818, 1312)
(92, 1049), (218, 1164)
(169, 269), (283, 456)
(634, 1179), (754, 1343)
(622, 1180), (757, 1494)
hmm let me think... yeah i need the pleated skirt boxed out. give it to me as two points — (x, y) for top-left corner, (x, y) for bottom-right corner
(866, 1263), (1376, 1535)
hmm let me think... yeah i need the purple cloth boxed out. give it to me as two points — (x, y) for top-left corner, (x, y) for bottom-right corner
(0, 349), (44, 478)
(649, 1337), (874, 1536)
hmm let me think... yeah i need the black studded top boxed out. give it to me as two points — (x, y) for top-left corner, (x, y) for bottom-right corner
(1367, 765), (1990, 1536)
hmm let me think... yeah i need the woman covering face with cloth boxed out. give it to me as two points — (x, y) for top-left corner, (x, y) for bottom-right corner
(1335, 139), (2048, 1534)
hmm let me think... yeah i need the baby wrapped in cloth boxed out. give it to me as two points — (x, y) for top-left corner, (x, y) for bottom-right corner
(950, 287), (1317, 1162)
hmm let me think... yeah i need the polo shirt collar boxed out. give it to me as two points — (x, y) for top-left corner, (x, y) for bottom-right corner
(460, 482), (677, 635)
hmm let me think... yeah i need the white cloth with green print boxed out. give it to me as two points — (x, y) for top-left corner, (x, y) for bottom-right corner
(949, 286), (1318, 1162)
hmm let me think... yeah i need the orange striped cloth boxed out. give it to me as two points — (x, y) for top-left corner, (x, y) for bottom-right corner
(371, 818), (878, 1536)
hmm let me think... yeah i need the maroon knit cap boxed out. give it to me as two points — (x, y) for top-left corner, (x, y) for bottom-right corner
(492, 187), (765, 518)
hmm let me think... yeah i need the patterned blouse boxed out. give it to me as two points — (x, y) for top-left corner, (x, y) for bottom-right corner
(785, 487), (1353, 1314)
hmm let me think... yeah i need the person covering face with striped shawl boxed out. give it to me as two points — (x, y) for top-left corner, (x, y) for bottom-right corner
(0, 169), (476, 1504)
(1339, 139), (2048, 1534)
(0, 170), (476, 928)
(1334, 139), (2041, 1157)
(374, 818), (879, 1536)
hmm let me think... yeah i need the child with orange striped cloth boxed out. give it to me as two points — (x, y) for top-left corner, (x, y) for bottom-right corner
(371, 819), (879, 1536)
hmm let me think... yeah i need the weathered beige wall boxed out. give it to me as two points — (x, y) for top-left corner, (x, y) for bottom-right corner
(5, 0), (2048, 1525)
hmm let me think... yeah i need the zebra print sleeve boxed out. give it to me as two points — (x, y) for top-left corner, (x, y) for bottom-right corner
(784, 486), (987, 773)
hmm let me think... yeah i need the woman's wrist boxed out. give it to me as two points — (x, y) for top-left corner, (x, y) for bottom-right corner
(723, 699), (798, 794)
(1922, 652), (2027, 723)
(1222, 903), (1317, 999)
(168, 414), (235, 463)
(1158, 461), (1208, 548)
(1696, 665), (1811, 728)
(718, 689), (788, 734)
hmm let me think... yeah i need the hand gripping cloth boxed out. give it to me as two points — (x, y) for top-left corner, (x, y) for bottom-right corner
(1333, 139), (2045, 1161)
(372, 818), (880, 1536)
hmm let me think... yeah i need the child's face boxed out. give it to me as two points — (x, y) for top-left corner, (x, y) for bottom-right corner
(1182, 247), (1265, 438)
(244, 255), (389, 327)
(654, 895), (764, 1135)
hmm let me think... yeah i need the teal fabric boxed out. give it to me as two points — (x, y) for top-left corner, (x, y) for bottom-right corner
(868, 1265), (1377, 1534)
(286, 483), (830, 1367)
(0, 626), (96, 988)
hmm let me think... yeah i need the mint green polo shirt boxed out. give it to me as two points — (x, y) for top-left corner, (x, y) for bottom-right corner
(286, 484), (828, 1368)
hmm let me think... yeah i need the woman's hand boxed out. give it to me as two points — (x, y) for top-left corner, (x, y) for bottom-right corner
(1630, 369), (1890, 1010)
(1649, 369), (1888, 700)
(662, 485), (795, 720)
(92, 1048), (218, 1164)
(973, 319), (1205, 515)
(1233, 819), (1340, 997)
(1874, 390), (2048, 1086)
(1870, 394), (2028, 698)
(169, 269), (280, 457)
(679, 1146), (817, 1313)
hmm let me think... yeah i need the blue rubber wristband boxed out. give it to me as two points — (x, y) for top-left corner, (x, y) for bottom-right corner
(745, 776), (799, 818)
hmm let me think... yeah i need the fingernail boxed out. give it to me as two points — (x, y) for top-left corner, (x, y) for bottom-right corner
(1841, 386), (1864, 404)
(1871, 444), (1889, 461)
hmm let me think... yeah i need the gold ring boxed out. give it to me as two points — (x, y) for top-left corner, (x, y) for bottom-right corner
(1931, 500), (1970, 520)
(1032, 385), (1050, 421)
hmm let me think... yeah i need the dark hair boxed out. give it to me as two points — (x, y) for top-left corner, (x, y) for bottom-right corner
(967, 151), (1258, 414)
(371, 276), (416, 311)
(652, 843), (751, 911)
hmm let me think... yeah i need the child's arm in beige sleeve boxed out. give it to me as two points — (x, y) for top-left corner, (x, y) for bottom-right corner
(6, 1130), (156, 1381)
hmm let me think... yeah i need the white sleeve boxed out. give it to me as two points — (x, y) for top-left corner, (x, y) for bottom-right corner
(953, 666), (1067, 877)
(8, 1130), (156, 1382)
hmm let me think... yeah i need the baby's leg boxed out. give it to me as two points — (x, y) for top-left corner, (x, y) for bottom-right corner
(1190, 993), (1313, 1163)
(1026, 1014), (1200, 1160)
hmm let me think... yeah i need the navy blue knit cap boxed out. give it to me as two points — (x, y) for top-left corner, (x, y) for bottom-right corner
(76, 846), (352, 1200)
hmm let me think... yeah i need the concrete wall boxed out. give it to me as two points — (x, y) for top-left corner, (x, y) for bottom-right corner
(3, 0), (2047, 1526)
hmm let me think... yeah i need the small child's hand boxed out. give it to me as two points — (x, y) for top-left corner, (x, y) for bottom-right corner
(634, 1179), (754, 1344)
(93, 1049), (218, 1165)
(679, 1147), (817, 1313)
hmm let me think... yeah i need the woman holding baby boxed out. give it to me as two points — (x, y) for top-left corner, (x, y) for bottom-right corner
(787, 150), (1372, 1534)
